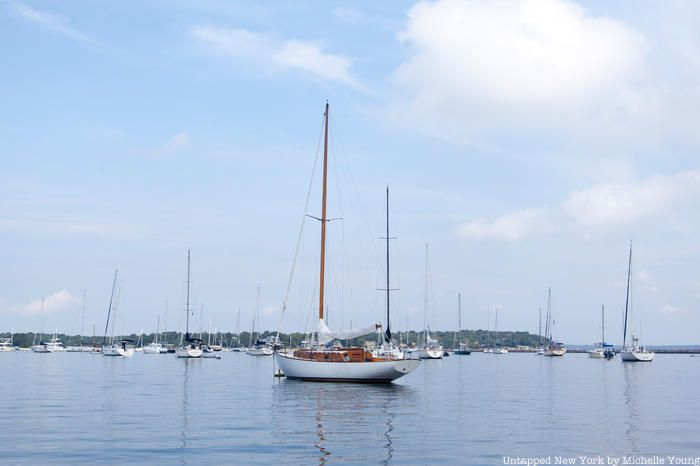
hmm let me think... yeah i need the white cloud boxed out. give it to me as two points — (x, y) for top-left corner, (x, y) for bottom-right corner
(167, 132), (189, 152)
(562, 170), (700, 230)
(11, 3), (91, 43)
(190, 26), (360, 89)
(457, 208), (548, 241)
(457, 170), (700, 241)
(661, 304), (688, 315)
(333, 7), (368, 24)
(4, 291), (77, 316)
(390, 0), (647, 141)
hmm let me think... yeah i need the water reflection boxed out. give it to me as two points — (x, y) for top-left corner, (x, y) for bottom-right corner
(180, 360), (191, 464)
(622, 364), (640, 454)
(273, 381), (412, 465)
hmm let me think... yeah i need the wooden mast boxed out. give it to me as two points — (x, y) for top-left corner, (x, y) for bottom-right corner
(319, 102), (329, 323)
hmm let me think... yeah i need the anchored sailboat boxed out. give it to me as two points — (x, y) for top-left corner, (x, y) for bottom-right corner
(176, 250), (203, 358)
(274, 102), (420, 382)
(543, 287), (566, 357)
(413, 244), (443, 359)
(453, 293), (471, 355)
(620, 242), (654, 362)
(102, 270), (135, 357)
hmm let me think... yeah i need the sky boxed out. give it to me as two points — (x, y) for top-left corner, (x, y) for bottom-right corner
(1, 0), (699, 344)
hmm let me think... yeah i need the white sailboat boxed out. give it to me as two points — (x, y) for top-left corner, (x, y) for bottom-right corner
(176, 250), (203, 359)
(620, 242), (654, 362)
(453, 294), (471, 355)
(274, 102), (420, 382)
(543, 288), (566, 357)
(0, 335), (14, 352)
(143, 315), (168, 354)
(101, 270), (135, 357)
(491, 309), (508, 354)
(587, 305), (614, 359)
(247, 287), (274, 356)
(372, 186), (405, 361)
(413, 244), (443, 360)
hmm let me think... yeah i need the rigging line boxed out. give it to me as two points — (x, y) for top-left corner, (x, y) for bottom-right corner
(275, 111), (326, 340)
(333, 112), (384, 277)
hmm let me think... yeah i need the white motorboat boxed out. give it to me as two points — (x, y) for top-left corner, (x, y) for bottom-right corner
(0, 337), (14, 352)
(247, 345), (274, 356)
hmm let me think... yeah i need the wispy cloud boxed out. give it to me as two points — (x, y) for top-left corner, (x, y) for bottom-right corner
(190, 26), (362, 89)
(456, 170), (700, 241)
(11, 3), (92, 43)
(457, 208), (549, 241)
(1, 290), (77, 316)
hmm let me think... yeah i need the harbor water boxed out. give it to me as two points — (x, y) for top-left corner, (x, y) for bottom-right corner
(1, 352), (698, 465)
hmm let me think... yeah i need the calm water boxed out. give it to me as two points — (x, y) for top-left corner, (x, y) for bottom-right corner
(1, 351), (698, 465)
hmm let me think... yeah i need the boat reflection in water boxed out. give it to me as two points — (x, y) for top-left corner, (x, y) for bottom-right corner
(273, 379), (412, 465)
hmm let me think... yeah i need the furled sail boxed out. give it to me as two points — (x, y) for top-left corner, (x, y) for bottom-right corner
(426, 334), (438, 345)
(317, 319), (379, 344)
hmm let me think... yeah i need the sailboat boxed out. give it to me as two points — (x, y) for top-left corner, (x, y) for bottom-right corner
(543, 287), (566, 357)
(371, 186), (404, 361)
(247, 287), (273, 356)
(274, 102), (420, 382)
(413, 244), (443, 360)
(143, 315), (168, 354)
(587, 305), (614, 359)
(620, 242), (654, 362)
(534, 307), (544, 355)
(176, 250), (203, 358)
(491, 309), (508, 354)
(102, 270), (135, 357)
(453, 293), (471, 355)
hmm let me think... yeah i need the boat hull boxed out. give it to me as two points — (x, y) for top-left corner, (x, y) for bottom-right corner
(453, 349), (471, 355)
(413, 348), (443, 359)
(275, 352), (420, 383)
(102, 345), (134, 357)
(143, 344), (167, 354)
(247, 347), (274, 356)
(176, 347), (202, 358)
(621, 350), (654, 362)
(543, 348), (567, 357)
(587, 349), (604, 359)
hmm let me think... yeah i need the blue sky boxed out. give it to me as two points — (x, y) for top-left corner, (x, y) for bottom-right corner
(1, 0), (699, 344)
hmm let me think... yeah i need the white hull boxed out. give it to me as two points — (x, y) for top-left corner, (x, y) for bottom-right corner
(102, 345), (135, 357)
(176, 347), (202, 358)
(587, 349), (605, 359)
(247, 346), (274, 356)
(143, 344), (168, 354)
(621, 350), (654, 362)
(413, 348), (443, 359)
(0, 347), (14, 352)
(543, 348), (567, 357)
(275, 352), (420, 383)
(492, 348), (508, 354)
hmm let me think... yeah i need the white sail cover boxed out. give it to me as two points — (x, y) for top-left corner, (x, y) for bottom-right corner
(426, 334), (438, 345)
(317, 319), (379, 345)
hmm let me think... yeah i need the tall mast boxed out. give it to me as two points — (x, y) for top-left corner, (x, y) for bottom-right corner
(80, 289), (86, 346)
(379, 186), (397, 342)
(318, 102), (329, 323)
(102, 269), (118, 345)
(385, 186), (390, 341)
(601, 304), (605, 347)
(458, 293), (462, 345)
(185, 249), (191, 341)
(538, 307), (542, 348)
(423, 243), (429, 344)
(622, 241), (632, 348)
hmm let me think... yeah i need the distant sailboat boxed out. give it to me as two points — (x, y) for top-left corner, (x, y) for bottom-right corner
(274, 102), (420, 382)
(491, 309), (508, 354)
(176, 250), (203, 359)
(543, 288), (566, 357)
(587, 305), (614, 359)
(413, 244), (443, 360)
(102, 270), (135, 357)
(620, 242), (654, 362)
(453, 293), (471, 355)
(143, 315), (167, 354)
(247, 287), (273, 356)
